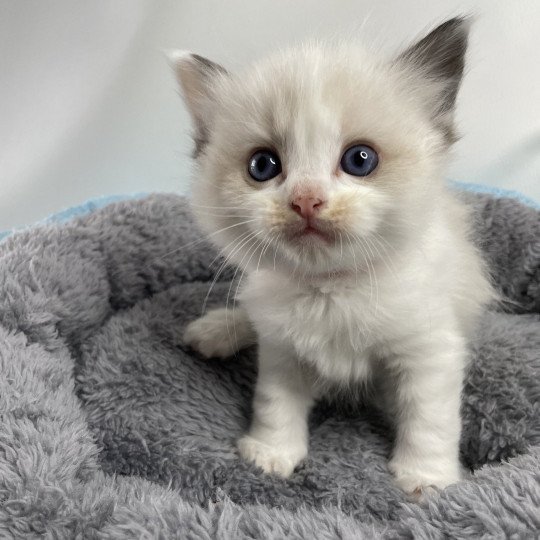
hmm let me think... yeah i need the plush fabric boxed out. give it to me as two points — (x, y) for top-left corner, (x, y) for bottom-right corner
(0, 192), (539, 538)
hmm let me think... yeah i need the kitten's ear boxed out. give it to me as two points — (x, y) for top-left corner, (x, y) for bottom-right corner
(167, 51), (227, 155)
(397, 16), (471, 142)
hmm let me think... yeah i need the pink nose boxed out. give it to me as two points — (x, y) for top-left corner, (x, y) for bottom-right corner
(291, 196), (325, 219)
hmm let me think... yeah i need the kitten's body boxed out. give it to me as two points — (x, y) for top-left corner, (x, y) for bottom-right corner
(241, 198), (484, 388)
(173, 17), (493, 495)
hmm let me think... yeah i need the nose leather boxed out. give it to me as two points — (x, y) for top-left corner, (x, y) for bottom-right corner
(291, 196), (324, 218)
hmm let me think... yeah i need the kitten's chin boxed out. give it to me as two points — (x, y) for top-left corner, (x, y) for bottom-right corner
(290, 227), (333, 245)
(276, 239), (341, 275)
(278, 256), (356, 283)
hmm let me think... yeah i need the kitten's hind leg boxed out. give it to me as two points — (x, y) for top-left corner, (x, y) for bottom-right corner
(183, 307), (256, 359)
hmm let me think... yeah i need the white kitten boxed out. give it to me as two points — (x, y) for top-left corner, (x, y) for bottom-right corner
(172, 17), (494, 496)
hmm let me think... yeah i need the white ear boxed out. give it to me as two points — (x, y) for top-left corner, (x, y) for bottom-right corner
(167, 50), (227, 155)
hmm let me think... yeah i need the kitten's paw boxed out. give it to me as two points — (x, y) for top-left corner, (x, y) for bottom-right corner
(388, 457), (461, 499)
(183, 309), (239, 359)
(237, 435), (306, 478)
(184, 307), (255, 359)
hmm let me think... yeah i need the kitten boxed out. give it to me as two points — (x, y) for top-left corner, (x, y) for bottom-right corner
(170, 17), (494, 496)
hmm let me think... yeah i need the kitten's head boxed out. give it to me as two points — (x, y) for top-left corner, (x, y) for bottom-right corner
(170, 17), (469, 277)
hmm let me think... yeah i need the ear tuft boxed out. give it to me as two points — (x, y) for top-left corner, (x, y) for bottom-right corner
(165, 49), (192, 67)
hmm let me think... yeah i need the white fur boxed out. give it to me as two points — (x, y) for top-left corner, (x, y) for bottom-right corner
(177, 25), (493, 495)
(184, 307), (256, 359)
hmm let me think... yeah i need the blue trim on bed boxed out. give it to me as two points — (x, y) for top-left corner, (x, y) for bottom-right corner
(450, 181), (540, 209)
(43, 193), (147, 223)
(0, 193), (147, 242)
(1, 183), (538, 242)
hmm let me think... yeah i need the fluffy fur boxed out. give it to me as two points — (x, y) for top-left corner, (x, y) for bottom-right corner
(174, 17), (494, 495)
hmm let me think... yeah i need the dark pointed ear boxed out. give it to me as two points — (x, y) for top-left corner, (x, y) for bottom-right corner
(397, 17), (471, 142)
(167, 51), (227, 156)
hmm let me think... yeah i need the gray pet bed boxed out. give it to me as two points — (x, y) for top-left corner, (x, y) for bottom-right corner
(1, 191), (539, 538)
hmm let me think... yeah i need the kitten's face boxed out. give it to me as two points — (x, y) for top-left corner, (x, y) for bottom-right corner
(172, 19), (468, 276)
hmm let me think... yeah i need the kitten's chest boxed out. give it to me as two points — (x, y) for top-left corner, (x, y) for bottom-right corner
(240, 274), (383, 383)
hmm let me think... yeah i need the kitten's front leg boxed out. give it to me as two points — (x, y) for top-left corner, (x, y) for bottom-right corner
(387, 329), (466, 496)
(238, 340), (314, 478)
(184, 307), (256, 359)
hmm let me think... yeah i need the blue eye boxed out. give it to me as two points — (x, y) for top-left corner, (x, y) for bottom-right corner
(248, 150), (282, 182)
(340, 145), (378, 177)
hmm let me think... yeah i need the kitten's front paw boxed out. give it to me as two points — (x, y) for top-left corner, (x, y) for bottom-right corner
(237, 435), (306, 478)
(183, 310), (238, 359)
(388, 457), (461, 499)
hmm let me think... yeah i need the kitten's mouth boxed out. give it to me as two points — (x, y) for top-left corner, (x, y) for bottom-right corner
(288, 222), (333, 244)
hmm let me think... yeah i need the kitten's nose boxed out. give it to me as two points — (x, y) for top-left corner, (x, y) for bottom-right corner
(291, 196), (325, 219)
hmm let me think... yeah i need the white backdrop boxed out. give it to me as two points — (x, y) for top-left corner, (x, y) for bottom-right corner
(1, 0), (539, 230)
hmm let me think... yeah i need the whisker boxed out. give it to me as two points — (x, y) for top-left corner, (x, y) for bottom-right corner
(371, 231), (397, 255)
(255, 232), (274, 274)
(187, 204), (250, 210)
(143, 218), (257, 268)
(273, 233), (281, 272)
(232, 233), (268, 351)
(200, 229), (254, 315)
(348, 231), (377, 308)
(366, 234), (400, 282)
(188, 211), (256, 219)
(344, 231), (359, 286)
(359, 234), (379, 311)
(225, 233), (263, 352)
